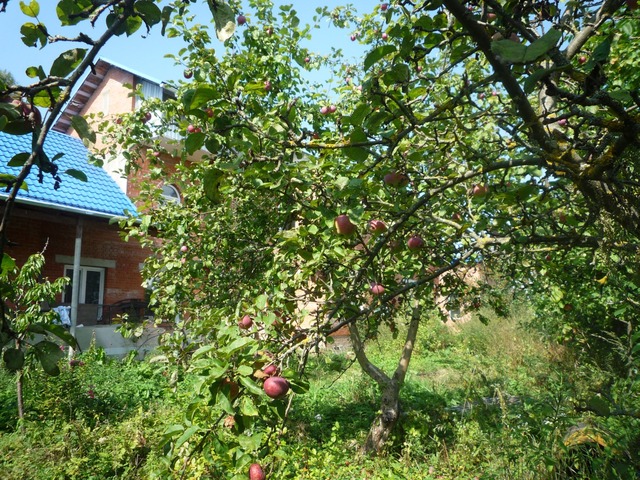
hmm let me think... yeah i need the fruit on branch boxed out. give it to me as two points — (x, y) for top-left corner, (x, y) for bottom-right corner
(263, 376), (289, 399)
(451, 212), (462, 222)
(237, 14), (247, 25)
(206, 108), (214, 117)
(141, 112), (152, 123)
(180, 245), (188, 253)
(264, 80), (272, 91)
(320, 105), (329, 115)
(239, 315), (253, 329)
(262, 364), (278, 376)
(335, 214), (356, 236)
(184, 70), (192, 79)
(249, 463), (265, 480)
(304, 56), (310, 63)
(371, 283), (385, 295)
(407, 235), (424, 251)
(383, 171), (410, 187)
(472, 184), (488, 197)
(350, 34), (357, 41)
(563, 303), (573, 312)
(380, 3), (388, 12)
(328, 105), (337, 113)
(381, 32), (389, 40)
(369, 219), (388, 233)
(578, 55), (587, 64)
(486, 12), (496, 21)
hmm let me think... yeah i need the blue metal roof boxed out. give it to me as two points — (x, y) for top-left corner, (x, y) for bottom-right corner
(0, 130), (137, 218)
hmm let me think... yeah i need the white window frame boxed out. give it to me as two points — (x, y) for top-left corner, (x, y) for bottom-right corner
(62, 265), (105, 305)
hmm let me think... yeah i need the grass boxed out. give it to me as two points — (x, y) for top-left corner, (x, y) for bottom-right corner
(1, 304), (638, 479)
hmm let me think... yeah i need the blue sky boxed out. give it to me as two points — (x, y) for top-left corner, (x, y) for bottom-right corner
(0, 1), (367, 87)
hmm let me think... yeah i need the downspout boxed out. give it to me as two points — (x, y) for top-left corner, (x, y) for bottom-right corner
(68, 216), (83, 358)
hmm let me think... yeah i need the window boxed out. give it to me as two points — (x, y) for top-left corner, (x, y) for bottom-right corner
(63, 266), (105, 305)
(161, 184), (181, 203)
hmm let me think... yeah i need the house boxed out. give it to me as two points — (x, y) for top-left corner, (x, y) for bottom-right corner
(0, 128), (166, 355)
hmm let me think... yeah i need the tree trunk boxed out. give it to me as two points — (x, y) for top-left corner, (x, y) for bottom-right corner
(349, 299), (422, 455)
(364, 380), (401, 454)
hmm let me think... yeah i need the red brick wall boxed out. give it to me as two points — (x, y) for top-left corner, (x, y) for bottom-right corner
(5, 205), (149, 306)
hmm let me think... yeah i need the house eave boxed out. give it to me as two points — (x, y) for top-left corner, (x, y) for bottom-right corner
(1, 195), (135, 221)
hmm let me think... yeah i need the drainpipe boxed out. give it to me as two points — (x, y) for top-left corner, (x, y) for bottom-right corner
(68, 216), (83, 358)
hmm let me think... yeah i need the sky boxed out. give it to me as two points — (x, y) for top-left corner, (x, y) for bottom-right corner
(0, 0), (366, 87)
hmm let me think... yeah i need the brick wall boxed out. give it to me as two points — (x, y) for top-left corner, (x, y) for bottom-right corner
(6, 205), (149, 307)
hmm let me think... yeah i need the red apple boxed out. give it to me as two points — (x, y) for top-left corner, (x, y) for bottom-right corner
(472, 184), (488, 197)
(239, 315), (253, 329)
(383, 172), (409, 188)
(371, 283), (385, 295)
(320, 106), (329, 115)
(180, 245), (188, 253)
(264, 80), (272, 91)
(350, 34), (357, 41)
(249, 463), (265, 480)
(380, 3), (388, 11)
(407, 235), (424, 251)
(487, 12), (497, 21)
(187, 124), (197, 133)
(369, 219), (388, 234)
(578, 55), (587, 64)
(335, 214), (356, 236)
(558, 118), (568, 126)
(206, 108), (214, 117)
(262, 364), (278, 376)
(237, 14), (247, 25)
(328, 105), (337, 113)
(304, 57), (311, 63)
(184, 70), (193, 79)
(263, 376), (289, 399)
(381, 32), (389, 40)
(563, 303), (573, 312)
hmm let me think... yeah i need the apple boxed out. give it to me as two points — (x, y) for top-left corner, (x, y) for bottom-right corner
(335, 214), (356, 236)
(350, 34), (357, 41)
(383, 171), (410, 188)
(304, 57), (310, 63)
(416, 65), (423, 73)
(237, 14), (247, 25)
(180, 245), (188, 253)
(184, 69), (192, 79)
(115, 116), (123, 125)
(380, 3), (388, 11)
(492, 32), (504, 41)
(206, 108), (214, 117)
(264, 80), (272, 91)
(557, 118), (567, 126)
(478, 92), (485, 100)
(263, 376), (289, 399)
(509, 32), (520, 43)
(320, 105), (329, 115)
(371, 283), (385, 295)
(381, 32), (389, 40)
(328, 105), (337, 113)
(266, 27), (273, 35)
(492, 90), (499, 97)
(369, 219), (388, 233)
(238, 315), (253, 329)
(249, 463), (265, 480)
(141, 112), (152, 123)
(262, 364), (278, 376)
(407, 235), (424, 251)
(472, 184), (488, 197)
(558, 211), (567, 224)
(578, 55), (587, 64)
(487, 12), (496, 21)
(563, 303), (573, 312)
(452, 212), (462, 221)
(187, 125), (197, 133)
(152, 151), (161, 158)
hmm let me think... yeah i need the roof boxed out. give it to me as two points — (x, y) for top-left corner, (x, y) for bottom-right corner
(0, 130), (137, 219)
(53, 57), (169, 134)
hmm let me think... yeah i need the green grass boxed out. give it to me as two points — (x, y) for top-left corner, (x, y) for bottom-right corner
(1, 306), (638, 479)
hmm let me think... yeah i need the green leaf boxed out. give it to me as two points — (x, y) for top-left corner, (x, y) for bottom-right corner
(20, 0), (39, 17)
(56, 0), (92, 26)
(255, 294), (268, 310)
(203, 168), (224, 204)
(64, 169), (88, 182)
(185, 132), (205, 154)
(237, 364), (253, 376)
(33, 340), (64, 376)
(160, 6), (173, 36)
(523, 29), (562, 63)
(491, 39), (527, 63)
(2, 119), (32, 135)
(135, 1), (162, 27)
(586, 395), (610, 416)
(344, 128), (369, 162)
(0, 174), (19, 188)
(238, 432), (263, 451)
(70, 115), (96, 143)
(3, 348), (25, 371)
(174, 425), (200, 449)
(364, 45), (397, 71)
(185, 86), (217, 111)
(8, 152), (30, 167)
(50, 48), (86, 78)
(239, 396), (259, 416)
(209, 1), (236, 42)
(221, 337), (252, 356)
(239, 376), (264, 396)
(25, 65), (46, 79)
(1, 253), (16, 277)
(20, 22), (47, 48)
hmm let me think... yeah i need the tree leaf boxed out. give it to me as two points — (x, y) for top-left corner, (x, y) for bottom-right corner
(185, 132), (205, 154)
(50, 49), (86, 78)
(20, 22), (47, 48)
(70, 114), (96, 143)
(1, 253), (16, 277)
(491, 39), (527, 63)
(3, 348), (24, 371)
(174, 425), (200, 449)
(33, 340), (64, 376)
(135, 0), (162, 27)
(160, 6), (174, 36)
(364, 45), (397, 71)
(8, 152), (30, 167)
(65, 169), (88, 182)
(19, 0), (39, 17)
(203, 168), (224, 204)
(523, 29), (562, 63)
(185, 86), (217, 111)
(209, 1), (236, 42)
